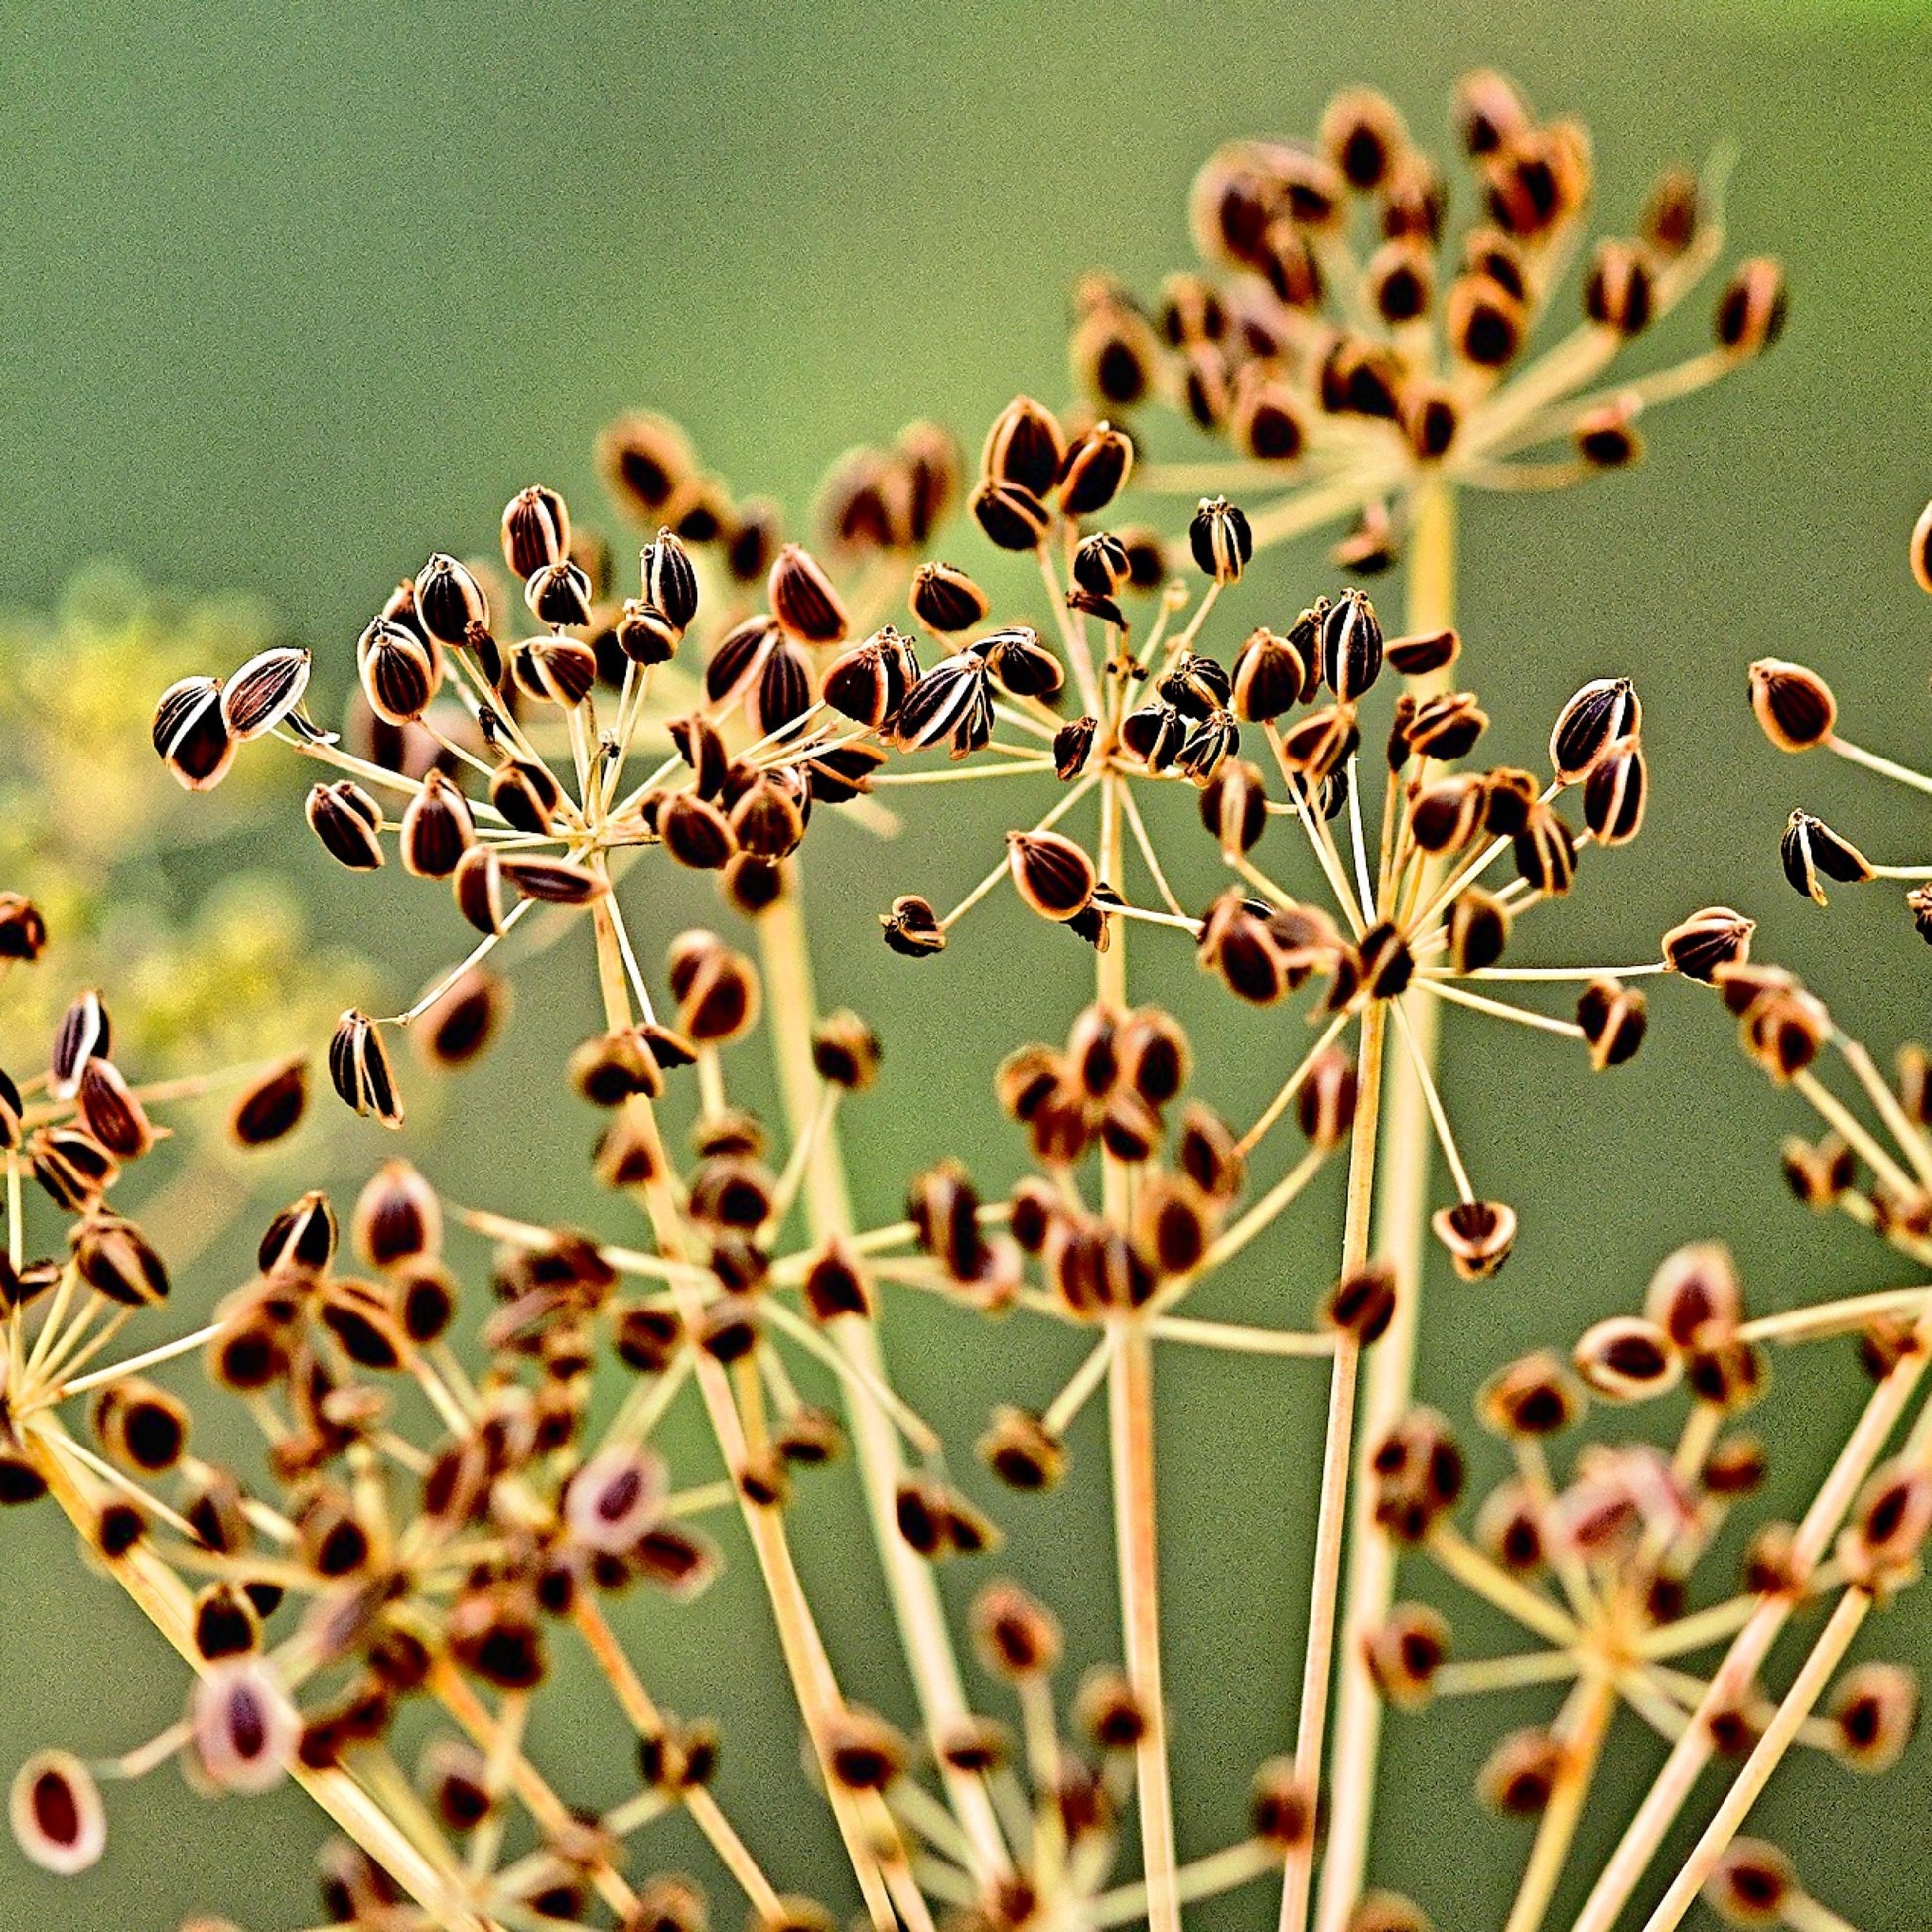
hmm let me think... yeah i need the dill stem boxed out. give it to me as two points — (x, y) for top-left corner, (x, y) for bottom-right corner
(1317, 476), (1455, 1932)
(754, 878), (1011, 1882)
(1097, 765), (1182, 1932)
(24, 1418), (489, 1931)
(1279, 1001), (1382, 1932)
(588, 897), (897, 1929)
(1504, 1675), (1615, 1932)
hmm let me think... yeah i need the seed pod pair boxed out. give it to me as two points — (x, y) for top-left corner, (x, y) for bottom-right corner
(328, 1012), (404, 1129)
(1188, 496), (1253, 584)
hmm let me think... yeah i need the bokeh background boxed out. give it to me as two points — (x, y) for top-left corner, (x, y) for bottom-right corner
(4, 0), (1932, 1926)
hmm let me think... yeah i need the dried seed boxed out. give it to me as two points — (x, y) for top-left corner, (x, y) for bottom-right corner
(306, 780), (386, 871)
(1327, 1262), (1398, 1343)
(220, 646), (313, 741)
(1513, 803), (1577, 895)
(50, 989), (109, 1101)
(971, 1580), (1061, 1677)
(1584, 239), (1653, 334)
(1703, 1840), (1797, 1927)
(76, 1058), (157, 1159)
(971, 478), (1050, 552)
(1058, 423), (1135, 517)
(414, 552), (491, 649)
(982, 396), (1066, 497)
(9, 1750), (105, 1875)
(1188, 495), (1253, 584)
(1780, 809), (1870, 906)
(1447, 274), (1524, 368)
(982, 625), (1065, 701)
(1663, 905), (1754, 981)
(895, 651), (992, 758)
(72, 1212), (169, 1306)
(1362, 1602), (1449, 1709)
(768, 543), (849, 645)
(398, 770), (474, 878)
(909, 561), (990, 634)
(1447, 888), (1511, 971)
(1576, 978), (1647, 1069)
(501, 484), (572, 579)
(497, 855), (608, 904)
(1827, 1662), (1918, 1772)
(512, 634), (599, 708)
(1550, 677), (1640, 782)
(754, 639), (815, 736)
(881, 893), (946, 958)
(1714, 258), (1787, 357)
(1574, 1315), (1682, 1400)
(153, 675), (236, 790)
(668, 931), (761, 1042)
(1748, 658), (1836, 752)
(229, 1055), (308, 1147)
(191, 1658), (301, 1794)
(1479, 1728), (1562, 1815)
(1582, 736), (1647, 844)
(490, 758), (563, 833)
(356, 618), (439, 726)
(328, 1011), (404, 1128)
(1432, 1199), (1517, 1280)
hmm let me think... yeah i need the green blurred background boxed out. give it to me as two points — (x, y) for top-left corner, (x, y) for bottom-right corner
(5, 0), (1932, 1926)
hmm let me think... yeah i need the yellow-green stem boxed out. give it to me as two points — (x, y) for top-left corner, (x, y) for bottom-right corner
(1316, 479), (1455, 1932)
(754, 878), (1010, 1878)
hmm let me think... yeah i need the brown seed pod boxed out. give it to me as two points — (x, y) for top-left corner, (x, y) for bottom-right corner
(1478, 1727), (1563, 1815)
(153, 675), (236, 790)
(1827, 1661), (1918, 1771)
(75, 1058), (157, 1159)
(220, 645), (313, 741)
(1714, 258), (1787, 357)
(971, 1580), (1061, 1678)
(1007, 830), (1097, 922)
(768, 543), (849, 645)
(357, 618), (440, 726)
(229, 1055), (309, 1148)
(1574, 1314), (1682, 1401)
(880, 894), (946, 958)
(328, 1011), (404, 1129)
(982, 395), (1066, 498)
(668, 931), (761, 1043)
(1662, 905), (1754, 982)
(501, 484), (572, 578)
(399, 770), (475, 878)
(9, 1750), (106, 1875)
(1362, 1601), (1450, 1709)
(1703, 1839), (1799, 1927)
(490, 757), (564, 833)
(1550, 677), (1640, 783)
(1431, 1199), (1516, 1280)
(1478, 1350), (1585, 1438)
(1748, 658), (1836, 752)
(1576, 977), (1647, 1070)
(306, 779), (386, 872)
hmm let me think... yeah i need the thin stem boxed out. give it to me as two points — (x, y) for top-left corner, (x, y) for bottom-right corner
(1639, 1588), (1871, 1932)
(1826, 731), (1932, 798)
(1505, 1675), (1615, 1932)
(1279, 1003), (1384, 1932)
(1318, 477), (1455, 1932)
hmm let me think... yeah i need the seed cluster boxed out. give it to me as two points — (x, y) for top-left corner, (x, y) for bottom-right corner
(4, 65), (1915, 1932)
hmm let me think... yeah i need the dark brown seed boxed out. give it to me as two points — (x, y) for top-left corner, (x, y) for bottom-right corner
(1714, 259), (1787, 357)
(642, 529), (700, 629)
(982, 626), (1064, 701)
(76, 1058), (156, 1159)
(596, 414), (694, 522)
(490, 759), (563, 833)
(1447, 275), (1524, 368)
(230, 1056), (308, 1147)
(1582, 737), (1647, 845)
(1576, 978), (1647, 1069)
(1514, 804), (1577, 895)
(1574, 1315), (1681, 1400)
(399, 770), (474, 878)
(414, 552), (491, 647)
(971, 479), (1050, 552)
(881, 893), (946, 958)
(501, 484), (572, 578)
(522, 558), (595, 629)
(1550, 678), (1640, 782)
(1432, 1199), (1517, 1281)
(769, 544), (849, 645)
(72, 1212), (169, 1306)
(497, 856), (608, 905)
(661, 793), (737, 871)
(1781, 810), (1870, 907)
(1327, 1262), (1397, 1343)
(909, 561), (990, 635)
(1058, 423), (1134, 517)
(452, 845), (509, 935)
(982, 396), (1066, 497)
(50, 989), (109, 1100)
(1585, 240), (1653, 334)
(971, 1580), (1061, 1677)
(1231, 627), (1311, 721)
(306, 780), (386, 871)
(357, 619), (438, 726)
(1663, 905), (1754, 981)
(153, 675), (236, 790)
(328, 1011), (404, 1129)
(1188, 495), (1252, 584)
(220, 646), (313, 741)
(1478, 1351), (1584, 1438)
(811, 1011), (881, 1090)
(1748, 659), (1835, 752)
(1007, 831), (1097, 923)
(511, 634), (599, 708)
(754, 639), (815, 736)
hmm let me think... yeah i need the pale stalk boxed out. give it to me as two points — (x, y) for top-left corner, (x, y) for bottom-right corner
(24, 1420), (491, 1932)
(1097, 764), (1181, 1932)
(1317, 477), (1456, 1932)
(1505, 1675), (1616, 1932)
(1279, 1003), (1384, 1932)
(1638, 1587), (1871, 1932)
(754, 880), (1009, 1879)
(1569, 1312), (1932, 1932)
(587, 897), (897, 1927)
